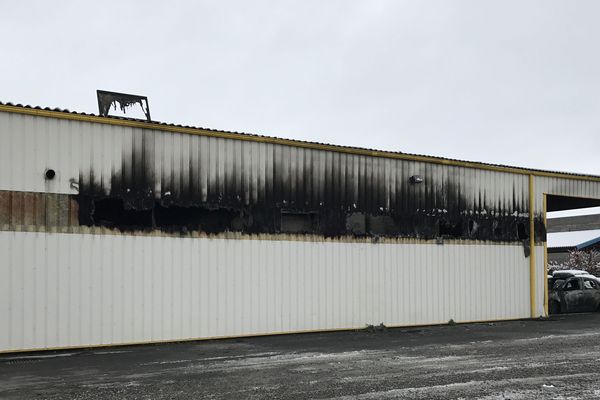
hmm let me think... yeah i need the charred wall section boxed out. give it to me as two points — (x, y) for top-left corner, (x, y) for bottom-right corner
(73, 131), (545, 243)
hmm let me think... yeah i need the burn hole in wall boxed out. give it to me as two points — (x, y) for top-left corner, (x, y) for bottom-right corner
(369, 215), (398, 236)
(439, 219), (463, 238)
(154, 204), (240, 233)
(468, 219), (478, 236)
(90, 198), (153, 230)
(280, 211), (319, 233)
(492, 220), (502, 237)
(517, 222), (528, 240)
(346, 213), (367, 235)
(80, 197), (243, 233)
(76, 194), (540, 242)
(345, 213), (398, 236)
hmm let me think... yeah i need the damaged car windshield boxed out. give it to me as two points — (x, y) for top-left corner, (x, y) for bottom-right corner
(552, 279), (565, 290)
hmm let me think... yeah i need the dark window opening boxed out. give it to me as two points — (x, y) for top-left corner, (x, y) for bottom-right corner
(92, 198), (153, 229)
(517, 222), (528, 240)
(280, 211), (318, 233)
(439, 219), (463, 237)
(565, 279), (580, 291)
(584, 279), (598, 290)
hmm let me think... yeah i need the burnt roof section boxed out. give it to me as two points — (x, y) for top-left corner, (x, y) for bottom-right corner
(0, 100), (599, 181)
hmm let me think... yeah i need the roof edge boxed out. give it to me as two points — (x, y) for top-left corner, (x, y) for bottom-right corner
(1, 102), (599, 183)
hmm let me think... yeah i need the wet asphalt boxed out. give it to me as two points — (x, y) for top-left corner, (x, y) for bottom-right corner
(2, 313), (600, 399)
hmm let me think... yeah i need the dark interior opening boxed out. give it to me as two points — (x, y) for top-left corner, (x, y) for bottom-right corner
(346, 213), (367, 235)
(546, 194), (600, 315)
(368, 215), (398, 236)
(280, 211), (318, 233)
(546, 195), (600, 212)
(517, 222), (528, 240)
(154, 204), (238, 233)
(83, 197), (241, 233)
(92, 198), (153, 229)
(493, 220), (502, 237)
(468, 219), (478, 236)
(439, 219), (463, 237)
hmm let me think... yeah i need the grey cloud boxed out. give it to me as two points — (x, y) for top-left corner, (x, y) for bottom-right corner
(1, 0), (598, 174)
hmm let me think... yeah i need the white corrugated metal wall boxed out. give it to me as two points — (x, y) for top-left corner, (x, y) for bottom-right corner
(0, 231), (530, 352)
(1, 109), (600, 352)
(0, 111), (532, 211)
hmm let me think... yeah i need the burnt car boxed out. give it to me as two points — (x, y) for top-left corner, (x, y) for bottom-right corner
(549, 270), (600, 314)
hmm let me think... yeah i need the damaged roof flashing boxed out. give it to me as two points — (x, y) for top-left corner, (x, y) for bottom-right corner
(96, 90), (151, 122)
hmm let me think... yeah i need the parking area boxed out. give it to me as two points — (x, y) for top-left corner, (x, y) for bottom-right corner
(2, 314), (600, 399)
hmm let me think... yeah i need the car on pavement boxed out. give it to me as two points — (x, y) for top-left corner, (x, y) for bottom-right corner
(548, 270), (600, 314)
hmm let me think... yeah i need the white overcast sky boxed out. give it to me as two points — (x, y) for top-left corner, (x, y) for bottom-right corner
(1, 1), (599, 176)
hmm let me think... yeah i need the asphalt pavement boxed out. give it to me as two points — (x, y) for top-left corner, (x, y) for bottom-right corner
(2, 313), (600, 399)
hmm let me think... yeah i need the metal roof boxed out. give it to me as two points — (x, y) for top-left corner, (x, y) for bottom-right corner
(1, 100), (599, 181)
(577, 236), (600, 250)
(548, 229), (600, 249)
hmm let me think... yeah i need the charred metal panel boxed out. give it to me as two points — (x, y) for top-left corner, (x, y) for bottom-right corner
(1, 110), (599, 245)
(280, 211), (319, 234)
(72, 129), (544, 243)
(97, 90), (151, 121)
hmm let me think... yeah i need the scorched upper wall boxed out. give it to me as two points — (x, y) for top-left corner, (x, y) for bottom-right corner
(0, 105), (599, 241)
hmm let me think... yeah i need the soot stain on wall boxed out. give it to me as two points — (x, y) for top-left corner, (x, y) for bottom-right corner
(76, 137), (545, 243)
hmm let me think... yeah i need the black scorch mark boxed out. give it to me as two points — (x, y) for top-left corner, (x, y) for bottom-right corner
(75, 137), (545, 244)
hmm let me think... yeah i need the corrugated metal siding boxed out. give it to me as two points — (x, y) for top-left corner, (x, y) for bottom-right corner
(2, 109), (600, 351)
(0, 112), (531, 216)
(0, 231), (530, 352)
(0, 112), (597, 221)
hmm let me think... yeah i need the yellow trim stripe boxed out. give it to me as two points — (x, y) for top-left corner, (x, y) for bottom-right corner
(1, 104), (600, 182)
(543, 194), (549, 317)
(529, 175), (537, 318)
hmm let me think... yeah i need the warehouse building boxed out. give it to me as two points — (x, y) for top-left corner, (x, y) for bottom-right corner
(546, 215), (600, 265)
(1, 100), (600, 353)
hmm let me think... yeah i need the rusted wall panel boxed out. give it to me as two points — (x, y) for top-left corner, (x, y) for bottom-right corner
(0, 191), (77, 229)
(0, 191), (9, 226)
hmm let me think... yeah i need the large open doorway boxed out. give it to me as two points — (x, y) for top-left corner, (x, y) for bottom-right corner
(545, 195), (600, 315)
